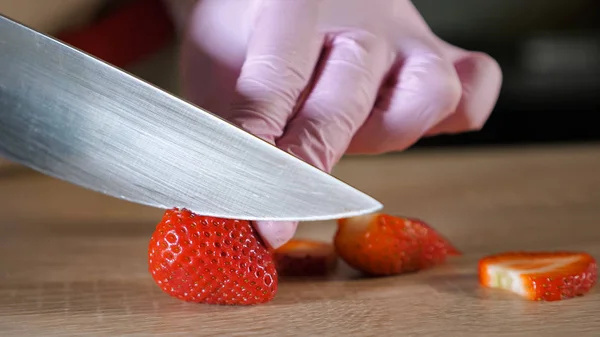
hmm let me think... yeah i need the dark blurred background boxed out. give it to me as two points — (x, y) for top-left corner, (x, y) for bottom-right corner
(412, 0), (600, 148)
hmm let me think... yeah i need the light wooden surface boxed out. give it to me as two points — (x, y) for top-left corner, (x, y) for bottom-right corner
(1, 144), (599, 336)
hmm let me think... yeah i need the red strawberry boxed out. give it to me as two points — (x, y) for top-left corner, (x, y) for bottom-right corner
(478, 251), (597, 301)
(333, 213), (460, 276)
(148, 208), (278, 305)
(273, 239), (338, 277)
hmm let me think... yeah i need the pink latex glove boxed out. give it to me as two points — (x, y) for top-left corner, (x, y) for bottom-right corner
(172, 0), (502, 248)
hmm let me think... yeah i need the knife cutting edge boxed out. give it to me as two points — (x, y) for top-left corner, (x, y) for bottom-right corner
(0, 14), (383, 221)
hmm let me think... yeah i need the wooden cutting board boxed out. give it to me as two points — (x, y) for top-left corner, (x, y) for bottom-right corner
(1, 143), (599, 336)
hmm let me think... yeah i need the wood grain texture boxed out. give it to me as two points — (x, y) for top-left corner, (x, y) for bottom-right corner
(1, 144), (599, 336)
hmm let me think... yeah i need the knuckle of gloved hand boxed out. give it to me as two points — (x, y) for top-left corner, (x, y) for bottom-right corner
(420, 55), (462, 119)
(332, 30), (392, 82)
(471, 52), (503, 83)
(237, 53), (312, 110)
(306, 91), (370, 136)
(314, 31), (391, 119)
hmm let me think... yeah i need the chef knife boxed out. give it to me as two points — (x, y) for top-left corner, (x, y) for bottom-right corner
(0, 14), (382, 221)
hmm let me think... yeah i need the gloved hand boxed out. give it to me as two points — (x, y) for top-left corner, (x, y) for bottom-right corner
(173, 0), (502, 248)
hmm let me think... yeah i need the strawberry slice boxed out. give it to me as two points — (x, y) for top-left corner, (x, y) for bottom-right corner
(273, 239), (337, 277)
(334, 213), (460, 276)
(479, 251), (597, 301)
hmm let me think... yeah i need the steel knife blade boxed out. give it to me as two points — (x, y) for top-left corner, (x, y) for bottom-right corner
(0, 14), (382, 221)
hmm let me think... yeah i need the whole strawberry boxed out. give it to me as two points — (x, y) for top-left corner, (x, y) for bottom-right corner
(334, 213), (460, 276)
(148, 208), (278, 305)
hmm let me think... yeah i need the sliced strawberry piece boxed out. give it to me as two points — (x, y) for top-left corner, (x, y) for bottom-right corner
(273, 239), (337, 277)
(479, 251), (597, 301)
(334, 213), (460, 276)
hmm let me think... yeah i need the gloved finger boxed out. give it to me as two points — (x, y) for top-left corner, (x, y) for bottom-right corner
(346, 49), (462, 154)
(231, 1), (325, 249)
(253, 221), (299, 250)
(276, 31), (395, 173)
(425, 49), (502, 136)
(255, 32), (394, 248)
(181, 1), (297, 249)
(227, 0), (324, 143)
